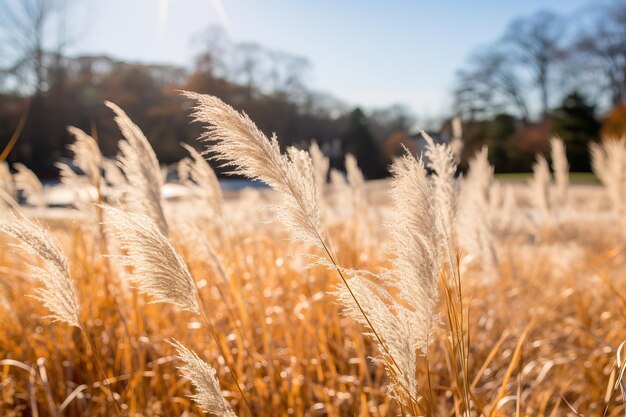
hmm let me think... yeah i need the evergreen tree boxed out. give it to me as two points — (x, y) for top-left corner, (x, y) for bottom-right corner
(340, 108), (386, 178)
(551, 91), (600, 171)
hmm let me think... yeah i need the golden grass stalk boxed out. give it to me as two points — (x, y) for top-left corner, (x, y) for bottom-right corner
(185, 91), (419, 410)
(104, 205), (252, 413)
(106, 101), (168, 235)
(169, 340), (237, 417)
(0, 211), (122, 415)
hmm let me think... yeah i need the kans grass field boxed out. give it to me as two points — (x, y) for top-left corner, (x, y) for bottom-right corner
(1, 94), (626, 417)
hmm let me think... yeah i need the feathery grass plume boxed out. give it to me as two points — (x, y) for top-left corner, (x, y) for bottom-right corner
(450, 115), (464, 163)
(0, 162), (18, 212)
(334, 152), (441, 407)
(0, 187), (19, 213)
(104, 206), (199, 313)
(550, 137), (569, 207)
(102, 158), (126, 188)
(464, 146), (492, 202)
(179, 143), (223, 217)
(0, 212), (80, 327)
(105, 101), (168, 236)
(329, 168), (351, 219)
(456, 146), (498, 279)
(343, 153), (369, 244)
(529, 154), (552, 216)
(13, 163), (45, 208)
(309, 140), (329, 196)
(169, 340), (236, 417)
(334, 275), (421, 405)
(387, 152), (440, 353)
(178, 157), (192, 183)
(54, 128), (104, 218)
(184, 91), (323, 249)
(345, 153), (366, 211)
(422, 132), (458, 254)
(0, 161), (15, 200)
(56, 162), (96, 215)
(345, 153), (364, 189)
(590, 138), (626, 217)
(67, 127), (102, 187)
(187, 91), (441, 411)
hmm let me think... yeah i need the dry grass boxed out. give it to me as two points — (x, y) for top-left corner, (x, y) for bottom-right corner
(1, 100), (626, 417)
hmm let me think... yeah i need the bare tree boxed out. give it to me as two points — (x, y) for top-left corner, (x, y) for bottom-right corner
(454, 48), (529, 120)
(369, 104), (416, 140)
(576, 1), (626, 106)
(193, 24), (231, 79)
(0, 0), (73, 95)
(232, 42), (264, 97)
(502, 10), (565, 116)
(266, 51), (311, 100)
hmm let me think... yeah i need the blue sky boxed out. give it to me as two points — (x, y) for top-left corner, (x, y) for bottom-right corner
(67, 0), (595, 120)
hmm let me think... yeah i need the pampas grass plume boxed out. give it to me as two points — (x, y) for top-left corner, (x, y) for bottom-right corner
(0, 213), (80, 327)
(104, 206), (199, 313)
(170, 340), (236, 417)
(184, 91), (323, 249)
(106, 101), (168, 235)
(13, 163), (44, 208)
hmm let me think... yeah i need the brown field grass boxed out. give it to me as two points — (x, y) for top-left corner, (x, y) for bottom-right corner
(1, 183), (625, 417)
(1, 97), (626, 417)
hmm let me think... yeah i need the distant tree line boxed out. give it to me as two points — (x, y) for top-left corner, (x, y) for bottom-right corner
(2, 0), (626, 177)
(0, 2), (413, 179)
(454, 1), (626, 172)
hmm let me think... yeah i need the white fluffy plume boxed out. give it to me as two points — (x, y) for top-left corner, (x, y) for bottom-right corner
(590, 139), (626, 216)
(334, 275), (420, 403)
(56, 127), (104, 213)
(0, 161), (15, 200)
(102, 159), (126, 188)
(66, 126), (102, 188)
(184, 91), (323, 249)
(529, 154), (552, 216)
(170, 340), (236, 417)
(450, 116), (464, 162)
(104, 207), (199, 313)
(456, 146), (498, 279)
(550, 137), (569, 207)
(422, 132), (458, 252)
(345, 153), (367, 212)
(179, 143), (223, 217)
(335, 152), (441, 405)
(0, 213), (80, 327)
(13, 163), (45, 208)
(106, 101), (168, 236)
(309, 140), (329, 196)
(387, 152), (440, 353)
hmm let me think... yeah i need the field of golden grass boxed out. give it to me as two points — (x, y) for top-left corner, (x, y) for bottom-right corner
(1, 95), (626, 417)
(1, 181), (625, 417)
